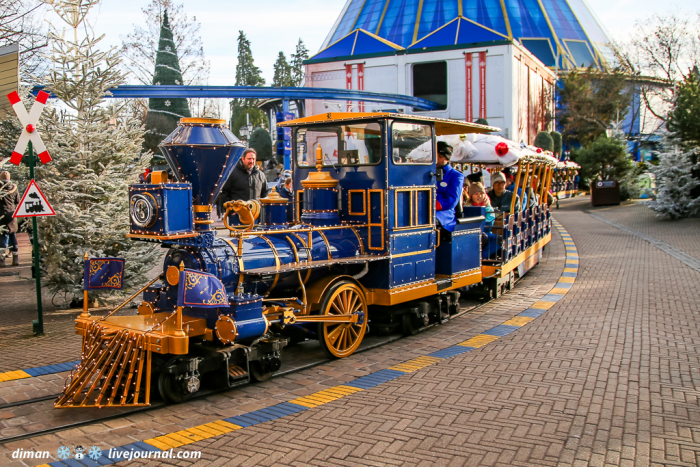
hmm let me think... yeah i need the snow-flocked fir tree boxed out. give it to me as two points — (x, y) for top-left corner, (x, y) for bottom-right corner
(650, 133), (700, 219)
(38, 0), (161, 304)
(143, 9), (191, 154)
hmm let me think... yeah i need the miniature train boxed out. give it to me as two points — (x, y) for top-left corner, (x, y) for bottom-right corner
(56, 113), (558, 408)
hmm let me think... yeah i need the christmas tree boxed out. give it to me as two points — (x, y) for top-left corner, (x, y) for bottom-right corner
(650, 133), (700, 219)
(143, 9), (191, 154)
(37, 0), (161, 304)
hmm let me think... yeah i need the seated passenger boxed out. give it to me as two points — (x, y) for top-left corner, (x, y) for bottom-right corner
(435, 141), (465, 232)
(465, 182), (495, 226)
(487, 172), (520, 213)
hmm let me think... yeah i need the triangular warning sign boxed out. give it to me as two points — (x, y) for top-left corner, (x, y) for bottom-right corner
(13, 179), (55, 218)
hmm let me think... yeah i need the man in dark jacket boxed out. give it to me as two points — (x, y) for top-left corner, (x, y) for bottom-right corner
(0, 171), (20, 267)
(217, 149), (270, 218)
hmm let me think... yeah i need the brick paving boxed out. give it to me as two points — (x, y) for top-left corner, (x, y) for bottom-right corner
(129, 198), (697, 466)
(0, 216), (565, 466)
(587, 199), (700, 263)
(1, 197), (699, 466)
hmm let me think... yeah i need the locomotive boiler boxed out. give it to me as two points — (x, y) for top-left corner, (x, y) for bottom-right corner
(56, 113), (554, 408)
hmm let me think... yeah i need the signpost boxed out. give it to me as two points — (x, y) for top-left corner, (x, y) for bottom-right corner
(7, 90), (53, 335)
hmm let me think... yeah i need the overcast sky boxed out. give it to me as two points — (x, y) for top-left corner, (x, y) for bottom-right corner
(74, 0), (698, 85)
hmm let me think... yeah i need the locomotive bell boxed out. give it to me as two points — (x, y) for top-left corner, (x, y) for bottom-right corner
(159, 118), (245, 231)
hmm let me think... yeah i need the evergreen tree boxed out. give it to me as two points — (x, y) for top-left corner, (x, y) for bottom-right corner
(290, 39), (309, 87)
(667, 70), (700, 149)
(571, 136), (632, 183)
(550, 131), (562, 156)
(534, 131), (554, 151)
(230, 31), (266, 133)
(143, 9), (191, 155)
(650, 135), (700, 219)
(272, 51), (293, 87)
(38, 0), (160, 303)
(249, 127), (273, 162)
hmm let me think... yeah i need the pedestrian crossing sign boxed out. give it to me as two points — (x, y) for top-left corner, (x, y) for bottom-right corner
(13, 179), (55, 218)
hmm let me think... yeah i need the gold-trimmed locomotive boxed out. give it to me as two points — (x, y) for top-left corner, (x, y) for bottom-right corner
(56, 113), (556, 408)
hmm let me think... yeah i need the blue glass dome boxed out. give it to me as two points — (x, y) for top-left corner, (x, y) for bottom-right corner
(315, 0), (612, 69)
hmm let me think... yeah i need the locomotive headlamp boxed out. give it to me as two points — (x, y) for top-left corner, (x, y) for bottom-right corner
(130, 193), (158, 228)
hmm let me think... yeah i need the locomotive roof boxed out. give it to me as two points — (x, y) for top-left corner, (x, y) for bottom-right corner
(278, 112), (501, 136)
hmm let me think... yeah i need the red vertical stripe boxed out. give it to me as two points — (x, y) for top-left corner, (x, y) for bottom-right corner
(465, 54), (473, 122)
(357, 63), (365, 112)
(479, 51), (486, 120)
(346, 64), (353, 112)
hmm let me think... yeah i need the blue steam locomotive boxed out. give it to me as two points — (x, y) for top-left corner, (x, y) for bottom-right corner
(56, 113), (555, 408)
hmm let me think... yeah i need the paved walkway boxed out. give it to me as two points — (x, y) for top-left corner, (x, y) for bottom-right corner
(0, 197), (699, 466)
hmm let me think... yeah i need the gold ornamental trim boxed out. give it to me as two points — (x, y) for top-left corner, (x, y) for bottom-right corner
(179, 117), (226, 125)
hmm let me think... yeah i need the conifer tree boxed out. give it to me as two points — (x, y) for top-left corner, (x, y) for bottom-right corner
(650, 134), (700, 219)
(37, 0), (160, 303)
(230, 31), (266, 135)
(272, 52), (292, 87)
(290, 39), (309, 87)
(143, 9), (191, 154)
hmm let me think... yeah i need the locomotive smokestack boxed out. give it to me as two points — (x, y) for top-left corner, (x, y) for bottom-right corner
(159, 118), (245, 231)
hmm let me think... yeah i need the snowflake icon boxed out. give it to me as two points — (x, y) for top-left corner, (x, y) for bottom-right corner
(165, 45), (172, 52)
(164, 100), (171, 107)
(56, 446), (71, 460)
(88, 446), (102, 460)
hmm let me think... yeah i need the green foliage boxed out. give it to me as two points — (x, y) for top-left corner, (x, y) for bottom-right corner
(550, 131), (562, 155)
(230, 108), (268, 139)
(557, 67), (631, 147)
(290, 39), (309, 87)
(534, 131), (554, 151)
(272, 51), (293, 87)
(249, 128), (273, 162)
(667, 70), (700, 149)
(233, 30), (264, 109)
(230, 31), (265, 135)
(571, 136), (632, 183)
(145, 9), (190, 155)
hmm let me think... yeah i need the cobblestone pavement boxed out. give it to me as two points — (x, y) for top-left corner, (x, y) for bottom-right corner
(2, 198), (699, 467)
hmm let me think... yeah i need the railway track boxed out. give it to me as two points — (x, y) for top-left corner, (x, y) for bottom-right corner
(0, 298), (488, 445)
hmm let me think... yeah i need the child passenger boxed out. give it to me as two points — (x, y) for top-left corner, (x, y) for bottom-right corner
(465, 182), (495, 226)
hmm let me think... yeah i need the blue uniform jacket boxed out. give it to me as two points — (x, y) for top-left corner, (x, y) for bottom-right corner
(436, 164), (465, 232)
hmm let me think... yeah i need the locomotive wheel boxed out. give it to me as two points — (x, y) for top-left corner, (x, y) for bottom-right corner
(317, 281), (368, 359)
(158, 372), (193, 404)
(249, 362), (274, 382)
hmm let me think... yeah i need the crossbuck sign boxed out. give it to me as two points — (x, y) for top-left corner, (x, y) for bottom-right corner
(7, 90), (52, 165)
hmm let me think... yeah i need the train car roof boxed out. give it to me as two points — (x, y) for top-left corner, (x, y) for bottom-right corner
(278, 112), (501, 136)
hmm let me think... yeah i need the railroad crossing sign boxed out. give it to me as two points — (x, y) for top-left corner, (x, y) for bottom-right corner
(7, 90), (51, 165)
(13, 179), (55, 218)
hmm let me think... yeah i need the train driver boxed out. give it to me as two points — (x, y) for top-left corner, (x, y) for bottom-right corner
(435, 141), (465, 232)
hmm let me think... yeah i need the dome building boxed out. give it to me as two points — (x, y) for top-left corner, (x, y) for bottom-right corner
(303, 0), (613, 144)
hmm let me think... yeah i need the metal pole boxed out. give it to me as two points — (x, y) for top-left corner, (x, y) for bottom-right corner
(283, 98), (291, 172)
(28, 141), (44, 335)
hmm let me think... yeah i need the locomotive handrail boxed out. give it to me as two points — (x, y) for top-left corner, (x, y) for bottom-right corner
(456, 216), (486, 224)
(240, 255), (388, 275)
(97, 274), (164, 322)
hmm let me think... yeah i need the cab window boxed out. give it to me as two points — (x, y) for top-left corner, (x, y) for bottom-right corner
(295, 122), (382, 167)
(391, 122), (433, 165)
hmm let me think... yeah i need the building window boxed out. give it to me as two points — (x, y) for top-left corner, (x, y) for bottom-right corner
(412, 62), (447, 109)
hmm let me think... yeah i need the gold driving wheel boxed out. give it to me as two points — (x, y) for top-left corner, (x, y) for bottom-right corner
(318, 281), (368, 359)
